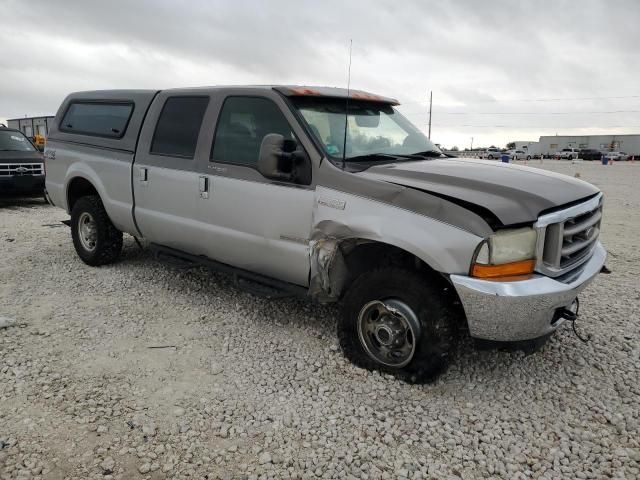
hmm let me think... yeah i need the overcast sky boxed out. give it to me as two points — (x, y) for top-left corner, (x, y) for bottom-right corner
(1, 0), (638, 148)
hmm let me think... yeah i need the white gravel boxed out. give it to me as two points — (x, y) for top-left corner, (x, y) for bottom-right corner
(1, 160), (639, 479)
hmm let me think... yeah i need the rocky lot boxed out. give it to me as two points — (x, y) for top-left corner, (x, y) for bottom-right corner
(1, 161), (639, 479)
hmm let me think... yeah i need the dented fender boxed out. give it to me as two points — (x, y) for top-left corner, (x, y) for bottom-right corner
(308, 186), (484, 302)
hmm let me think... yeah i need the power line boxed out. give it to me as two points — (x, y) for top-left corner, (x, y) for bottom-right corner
(399, 93), (640, 107)
(400, 109), (640, 117)
(431, 124), (640, 129)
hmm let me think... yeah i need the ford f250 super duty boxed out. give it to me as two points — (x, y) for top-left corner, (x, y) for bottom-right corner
(44, 86), (606, 382)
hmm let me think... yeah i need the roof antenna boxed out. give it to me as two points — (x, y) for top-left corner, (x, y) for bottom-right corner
(341, 39), (353, 171)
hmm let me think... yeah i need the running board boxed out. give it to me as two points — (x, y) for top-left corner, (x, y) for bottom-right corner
(149, 243), (308, 299)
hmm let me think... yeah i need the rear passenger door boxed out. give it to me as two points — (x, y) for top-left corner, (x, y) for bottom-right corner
(133, 94), (209, 252)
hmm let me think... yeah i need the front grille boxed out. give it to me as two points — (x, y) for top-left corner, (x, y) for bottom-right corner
(0, 163), (44, 177)
(535, 194), (603, 277)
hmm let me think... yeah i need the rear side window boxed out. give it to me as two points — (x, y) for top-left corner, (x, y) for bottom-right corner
(150, 97), (209, 158)
(211, 97), (294, 166)
(61, 102), (133, 138)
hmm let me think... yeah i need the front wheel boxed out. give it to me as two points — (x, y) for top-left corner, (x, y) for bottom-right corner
(71, 195), (123, 266)
(338, 268), (458, 383)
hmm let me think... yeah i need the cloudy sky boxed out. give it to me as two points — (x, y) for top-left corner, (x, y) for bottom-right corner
(1, 0), (638, 148)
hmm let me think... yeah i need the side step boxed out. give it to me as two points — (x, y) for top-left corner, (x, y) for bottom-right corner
(149, 243), (307, 300)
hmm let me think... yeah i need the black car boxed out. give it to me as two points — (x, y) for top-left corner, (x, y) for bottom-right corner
(0, 126), (45, 196)
(579, 148), (602, 161)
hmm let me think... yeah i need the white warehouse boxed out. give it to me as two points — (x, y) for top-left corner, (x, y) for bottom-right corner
(537, 134), (640, 156)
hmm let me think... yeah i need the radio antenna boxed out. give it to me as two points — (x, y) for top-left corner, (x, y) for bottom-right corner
(341, 39), (353, 170)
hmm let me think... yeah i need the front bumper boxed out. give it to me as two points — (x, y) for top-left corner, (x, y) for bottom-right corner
(450, 242), (606, 341)
(0, 175), (45, 194)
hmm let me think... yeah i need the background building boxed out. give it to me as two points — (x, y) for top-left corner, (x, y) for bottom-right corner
(6, 116), (54, 137)
(537, 134), (640, 156)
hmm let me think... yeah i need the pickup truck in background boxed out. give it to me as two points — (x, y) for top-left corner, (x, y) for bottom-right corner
(555, 148), (580, 160)
(0, 126), (45, 197)
(44, 86), (607, 382)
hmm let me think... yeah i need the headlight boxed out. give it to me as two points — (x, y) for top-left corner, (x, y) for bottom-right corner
(471, 227), (537, 279)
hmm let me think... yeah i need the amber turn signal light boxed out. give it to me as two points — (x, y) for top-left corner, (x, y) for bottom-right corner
(471, 259), (536, 279)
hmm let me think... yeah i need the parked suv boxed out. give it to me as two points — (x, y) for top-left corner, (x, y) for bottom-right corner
(0, 126), (45, 196)
(44, 86), (606, 382)
(479, 147), (502, 159)
(579, 149), (602, 161)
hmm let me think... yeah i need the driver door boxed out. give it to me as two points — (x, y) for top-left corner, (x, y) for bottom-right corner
(195, 94), (316, 286)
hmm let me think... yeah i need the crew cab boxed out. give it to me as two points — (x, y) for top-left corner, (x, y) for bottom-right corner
(45, 86), (606, 382)
(0, 126), (45, 196)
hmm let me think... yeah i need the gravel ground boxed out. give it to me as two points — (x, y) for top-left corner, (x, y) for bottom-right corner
(1, 161), (638, 480)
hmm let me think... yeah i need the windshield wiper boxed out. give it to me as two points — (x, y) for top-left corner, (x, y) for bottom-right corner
(345, 150), (444, 163)
(404, 150), (443, 158)
(346, 153), (407, 162)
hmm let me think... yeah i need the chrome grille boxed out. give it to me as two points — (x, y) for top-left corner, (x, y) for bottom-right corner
(0, 163), (44, 177)
(535, 193), (603, 277)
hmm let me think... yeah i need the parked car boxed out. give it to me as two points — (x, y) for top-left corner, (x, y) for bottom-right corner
(579, 149), (602, 161)
(44, 86), (607, 382)
(555, 148), (580, 160)
(507, 150), (527, 160)
(0, 126), (45, 196)
(479, 147), (503, 159)
(605, 151), (630, 161)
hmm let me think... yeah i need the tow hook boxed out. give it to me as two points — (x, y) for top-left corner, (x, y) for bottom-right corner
(561, 298), (591, 343)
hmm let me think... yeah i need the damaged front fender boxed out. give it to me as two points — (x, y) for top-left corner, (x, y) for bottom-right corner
(307, 186), (484, 302)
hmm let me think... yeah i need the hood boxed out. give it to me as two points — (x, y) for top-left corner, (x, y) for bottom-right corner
(0, 151), (44, 163)
(357, 158), (599, 225)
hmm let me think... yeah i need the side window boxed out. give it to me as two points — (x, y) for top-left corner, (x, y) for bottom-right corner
(150, 97), (209, 158)
(61, 102), (133, 138)
(211, 97), (294, 166)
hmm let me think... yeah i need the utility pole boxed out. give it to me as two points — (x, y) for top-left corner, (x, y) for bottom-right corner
(428, 90), (433, 139)
(470, 137), (474, 151)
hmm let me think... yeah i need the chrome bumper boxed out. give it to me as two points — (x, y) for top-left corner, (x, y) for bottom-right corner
(450, 242), (606, 341)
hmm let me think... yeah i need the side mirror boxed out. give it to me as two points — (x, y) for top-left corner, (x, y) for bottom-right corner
(258, 133), (311, 184)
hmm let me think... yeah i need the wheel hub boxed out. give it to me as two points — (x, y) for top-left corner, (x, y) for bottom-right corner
(78, 212), (97, 252)
(357, 299), (422, 368)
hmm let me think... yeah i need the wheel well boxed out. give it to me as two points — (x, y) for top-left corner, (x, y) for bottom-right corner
(339, 240), (450, 295)
(67, 177), (98, 212)
(336, 240), (465, 325)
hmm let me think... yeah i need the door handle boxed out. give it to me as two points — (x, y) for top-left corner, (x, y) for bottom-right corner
(199, 175), (209, 199)
(139, 167), (148, 182)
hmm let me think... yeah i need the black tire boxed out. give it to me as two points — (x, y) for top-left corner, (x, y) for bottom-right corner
(338, 268), (458, 383)
(70, 195), (123, 266)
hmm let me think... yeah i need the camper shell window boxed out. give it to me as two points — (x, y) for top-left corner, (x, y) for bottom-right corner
(60, 102), (134, 139)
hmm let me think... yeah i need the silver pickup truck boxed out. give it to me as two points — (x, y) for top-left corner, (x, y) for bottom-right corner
(45, 86), (606, 382)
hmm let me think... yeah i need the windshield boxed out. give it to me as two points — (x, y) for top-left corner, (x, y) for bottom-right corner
(0, 130), (36, 152)
(291, 97), (440, 162)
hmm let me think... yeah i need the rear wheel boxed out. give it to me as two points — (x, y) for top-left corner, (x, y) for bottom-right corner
(338, 268), (458, 383)
(71, 195), (123, 266)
